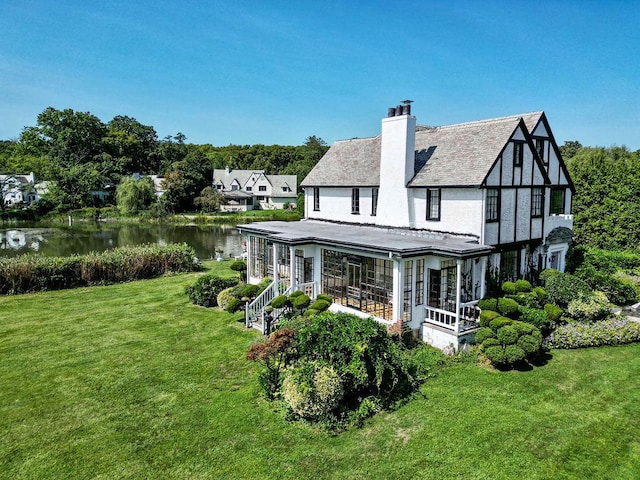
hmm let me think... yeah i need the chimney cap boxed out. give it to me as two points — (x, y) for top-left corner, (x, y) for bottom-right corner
(401, 99), (413, 105)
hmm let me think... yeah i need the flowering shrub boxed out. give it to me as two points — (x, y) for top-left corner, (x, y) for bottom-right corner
(566, 291), (611, 323)
(544, 318), (640, 349)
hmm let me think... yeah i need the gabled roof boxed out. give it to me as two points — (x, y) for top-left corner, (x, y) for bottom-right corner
(213, 169), (264, 191)
(266, 174), (298, 197)
(301, 112), (551, 188)
(300, 136), (381, 187)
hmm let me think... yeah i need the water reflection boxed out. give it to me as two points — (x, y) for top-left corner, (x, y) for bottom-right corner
(0, 224), (244, 259)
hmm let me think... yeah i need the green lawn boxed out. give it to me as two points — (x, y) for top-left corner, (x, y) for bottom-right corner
(1, 262), (639, 479)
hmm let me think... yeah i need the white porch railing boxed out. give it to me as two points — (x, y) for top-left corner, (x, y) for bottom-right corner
(296, 281), (316, 298)
(245, 279), (290, 332)
(424, 300), (481, 332)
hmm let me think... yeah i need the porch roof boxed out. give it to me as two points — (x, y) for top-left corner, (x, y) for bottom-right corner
(237, 220), (492, 258)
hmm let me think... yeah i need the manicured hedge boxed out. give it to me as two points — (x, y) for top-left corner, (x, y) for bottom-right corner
(0, 243), (198, 295)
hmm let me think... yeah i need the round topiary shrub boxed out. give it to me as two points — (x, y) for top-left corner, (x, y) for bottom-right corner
(515, 279), (533, 293)
(230, 260), (246, 272)
(484, 346), (506, 365)
(303, 308), (320, 318)
(226, 297), (242, 313)
(479, 310), (500, 327)
(291, 293), (311, 310)
(241, 284), (260, 299)
(502, 281), (517, 294)
(533, 286), (548, 302)
(308, 299), (331, 312)
(544, 303), (563, 322)
(316, 293), (333, 303)
(271, 294), (291, 310)
(289, 290), (304, 298)
(517, 334), (541, 355)
(185, 274), (239, 307)
(481, 337), (501, 350)
(497, 297), (520, 318)
(504, 344), (526, 363)
(519, 306), (551, 332)
(489, 316), (512, 330)
(217, 287), (237, 311)
(474, 327), (496, 345)
(478, 298), (498, 311)
(497, 325), (518, 345)
(511, 320), (536, 336)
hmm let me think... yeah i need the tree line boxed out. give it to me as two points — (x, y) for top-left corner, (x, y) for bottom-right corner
(0, 107), (328, 213)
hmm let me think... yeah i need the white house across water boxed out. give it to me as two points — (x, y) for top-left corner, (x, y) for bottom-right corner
(238, 102), (574, 350)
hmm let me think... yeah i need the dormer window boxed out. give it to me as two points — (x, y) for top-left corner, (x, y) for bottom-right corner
(259, 185), (267, 192)
(246, 186), (252, 191)
(231, 184), (239, 191)
(513, 141), (524, 167)
(282, 186), (291, 192)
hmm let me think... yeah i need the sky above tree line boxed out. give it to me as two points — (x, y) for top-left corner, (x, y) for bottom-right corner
(1, 0), (639, 150)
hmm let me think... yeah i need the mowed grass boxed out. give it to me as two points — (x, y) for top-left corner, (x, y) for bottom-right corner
(1, 262), (639, 479)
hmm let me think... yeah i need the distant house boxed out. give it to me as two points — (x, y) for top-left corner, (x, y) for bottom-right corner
(0, 172), (38, 207)
(237, 102), (574, 350)
(212, 168), (297, 212)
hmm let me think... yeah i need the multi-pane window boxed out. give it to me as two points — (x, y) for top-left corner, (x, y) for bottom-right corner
(371, 188), (378, 216)
(246, 186), (252, 191)
(500, 250), (519, 282)
(486, 188), (500, 222)
(531, 187), (543, 217)
(403, 260), (413, 322)
(351, 188), (360, 214)
(513, 141), (524, 167)
(550, 188), (565, 214)
(426, 188), (441, 221)
(415, 259), (424, 306)
(258, 185), (267, 192)
(313, 187), (320, 211)
(535, 138), (546, 164)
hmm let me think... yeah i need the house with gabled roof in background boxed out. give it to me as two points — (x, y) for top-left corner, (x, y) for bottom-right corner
(212, 167), (297, 212)
(237, 102), (574, 350)
(1, 172), (38, 207)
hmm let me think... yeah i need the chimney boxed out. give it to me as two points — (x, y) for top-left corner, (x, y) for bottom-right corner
(376, 100), (416, 227)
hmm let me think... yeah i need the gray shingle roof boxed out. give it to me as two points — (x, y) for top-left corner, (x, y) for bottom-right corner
(300, 136), (381, 187)
(266, 174), (298, 197)
(301, 112), (546, 188)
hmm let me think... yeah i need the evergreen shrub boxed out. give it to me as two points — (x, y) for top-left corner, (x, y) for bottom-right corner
(497, 297), (520, 318)
(186, 274), (239, 307)
(478, 298), (498, 311)
(502, 281), (516, 294)
(479, 310), (500, 327)
(515, 279), (533, 292)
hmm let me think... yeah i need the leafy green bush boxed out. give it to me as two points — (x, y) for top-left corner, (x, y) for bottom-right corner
(289, 290), (304, 298)
(517, 335), (541, 355)
(497, 298), (520, 318)
(544, 272), (591, 308)
(502, 281), (516, 294)
(497, 325), (518, 345)
(230, 260), (247, 281)
(226, 297), (242, 313)
(506, 293), (540, 308)
(217, 287), (236, 311)
(271, 295), (291, 309)
(479, 319), (543, 368)
(539, 268), (561, 282)
(544, 303), (564, 322)
(484, 346), (506, 364)
(533, 286), (548, 302)
(291, 293), (311, 310)
(481, 338), (501, 349)
(241, 284), (260, 299)
(316, 293), (333, 303)
(489, 316), (512, 330)
(308, 299), (331, 312)
(566, 291), (610, 323)
(519, 306), (552, 333)
(478, 298), (498, 311)
(256, 277), (273, 293)
(185, 274), (239, 307)
(545, 318), (640, 349)
(504, 344), (526, 364)
(515, 279), (533, 293)
(479, 310), (500, 327)
(474, 327), (496, 345)
(282, 361), (344, 421)
(0, 244), (199, 296)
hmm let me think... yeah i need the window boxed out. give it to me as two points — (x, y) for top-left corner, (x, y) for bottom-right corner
(282, 186), (291, 192)
(258, 185), (267, 192)
(415, 259), (424, 306)
(246, 186), (252, 191)
(215, 184), (223, 190)
(550, 188), (565, 214)
(403, 261), (413, 322)
(513, 141), (524, 167)
(351, 188), (360, 214)
(426, 188), (441, 221)
(535, 138), (546, 164)
(231, 184), (239, 191)
(371, 188), (378, 216)
(531, 187), (543, 217)
(486, 188), (500, 222)
(500, 249), (519, 282)
(313, 187), (320, 211)
(257, 196), (265, 201)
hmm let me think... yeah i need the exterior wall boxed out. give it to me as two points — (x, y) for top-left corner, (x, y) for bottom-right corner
(305, 187), (377, 224)
(412, 187), (483, 237)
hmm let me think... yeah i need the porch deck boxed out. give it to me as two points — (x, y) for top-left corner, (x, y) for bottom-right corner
(423, 301), (481, 332)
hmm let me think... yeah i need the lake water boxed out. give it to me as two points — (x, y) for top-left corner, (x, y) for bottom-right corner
(0, 223), (245, 260)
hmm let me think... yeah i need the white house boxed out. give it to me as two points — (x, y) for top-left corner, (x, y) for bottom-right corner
(238, 103), (574, 350)
(213, 168), (297, 211)
(1, 173), (38, 206)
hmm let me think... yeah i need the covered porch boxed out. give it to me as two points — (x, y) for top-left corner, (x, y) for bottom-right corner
(237, 220), (492, 349)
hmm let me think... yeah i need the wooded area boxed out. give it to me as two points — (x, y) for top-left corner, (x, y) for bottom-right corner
(0, 107), (328, 213)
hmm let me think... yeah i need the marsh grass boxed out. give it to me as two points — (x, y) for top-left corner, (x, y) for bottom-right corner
(0, 261), (639, 479)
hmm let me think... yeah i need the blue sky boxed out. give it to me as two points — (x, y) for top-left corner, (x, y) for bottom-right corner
(1, 1), (639, 149)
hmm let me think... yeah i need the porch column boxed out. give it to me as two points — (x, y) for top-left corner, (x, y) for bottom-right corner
(480, 256), (488, 299)
(289, 246), (297, 292)
(272, 243), (278, 287)
(455, 258), (462, 333)
(392, 259), (404, 322)
(245, 236), (251, 279)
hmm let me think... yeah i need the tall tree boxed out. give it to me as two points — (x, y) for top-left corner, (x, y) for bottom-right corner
(104, 116), (158, 175)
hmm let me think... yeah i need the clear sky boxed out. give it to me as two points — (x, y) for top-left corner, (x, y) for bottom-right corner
(1, 0), (639, 149)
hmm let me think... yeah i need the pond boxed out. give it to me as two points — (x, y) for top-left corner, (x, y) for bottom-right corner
(0, 223), (245, 260)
